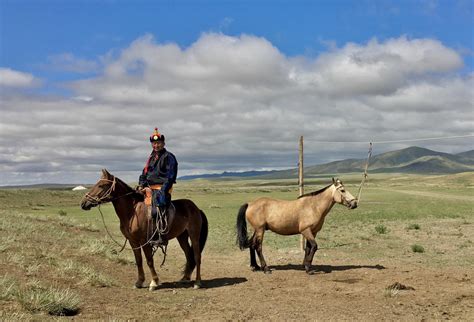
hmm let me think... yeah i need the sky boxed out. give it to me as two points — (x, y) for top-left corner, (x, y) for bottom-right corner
(0, 0), (473, 185)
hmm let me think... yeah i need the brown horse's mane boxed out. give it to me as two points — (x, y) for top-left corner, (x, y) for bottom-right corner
(297, 184), (332, 199)
(114, 175), (145, 202)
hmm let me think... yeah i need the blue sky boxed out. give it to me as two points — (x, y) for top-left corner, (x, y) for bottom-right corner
(0, 0), (473, 185)
(2, 0), (473, 85)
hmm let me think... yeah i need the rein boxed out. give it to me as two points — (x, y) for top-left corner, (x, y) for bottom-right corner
(98, 204), (128, 252)
(85, 177), (136, 252)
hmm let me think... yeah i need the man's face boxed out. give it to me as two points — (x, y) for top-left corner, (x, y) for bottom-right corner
(152, 141), (165, 152)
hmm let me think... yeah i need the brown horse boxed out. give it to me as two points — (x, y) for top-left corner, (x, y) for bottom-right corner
(80, 169), (208, 290)
(236, 178), (357, 274)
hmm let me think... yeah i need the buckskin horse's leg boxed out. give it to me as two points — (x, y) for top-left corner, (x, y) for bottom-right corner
(142, 244), (159, 291)
(254, 228), (270, 274)
(301, 229), (318, 274)
(249, 232), (260, 271)
(131, 246), (146, 288)
(249, 245), (261, 271)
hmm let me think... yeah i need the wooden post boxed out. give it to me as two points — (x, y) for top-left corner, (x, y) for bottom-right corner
(298, 136), (305, 251)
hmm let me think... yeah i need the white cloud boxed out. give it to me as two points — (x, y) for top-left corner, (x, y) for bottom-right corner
(0, 68), (40, 88)
(0, 34), (472, 185)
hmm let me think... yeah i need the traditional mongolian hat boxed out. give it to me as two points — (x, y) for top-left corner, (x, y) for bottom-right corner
(149, 127), (165, 142)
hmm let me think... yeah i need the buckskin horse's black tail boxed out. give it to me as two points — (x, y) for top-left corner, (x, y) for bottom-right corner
(236, 203), (250, 250)
(199, 210), (208, 253)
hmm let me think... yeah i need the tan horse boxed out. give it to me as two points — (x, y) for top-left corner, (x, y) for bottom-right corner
(80, 169), (208, 289)
(236, 178), (357, 274)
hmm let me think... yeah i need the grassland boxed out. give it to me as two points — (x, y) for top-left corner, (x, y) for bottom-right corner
(0, 172), (473, 319)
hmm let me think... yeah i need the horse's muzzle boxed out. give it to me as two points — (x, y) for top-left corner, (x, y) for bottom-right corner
(80, 200), (93, 210)
(349, 200), (358, 209)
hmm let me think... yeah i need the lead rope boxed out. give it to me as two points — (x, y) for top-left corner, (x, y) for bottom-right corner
(356, 142), (372, 203)
(98, 204), (128, 253)
(154, 203), (176, 267)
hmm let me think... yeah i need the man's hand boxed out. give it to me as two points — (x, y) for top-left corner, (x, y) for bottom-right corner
(156, 191), (168, 207)
(135, 186), (148, 195)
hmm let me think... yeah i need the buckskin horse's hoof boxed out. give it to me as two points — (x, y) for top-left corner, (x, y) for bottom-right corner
(193, 281), (201, 289)
(263, 267), (272, 274)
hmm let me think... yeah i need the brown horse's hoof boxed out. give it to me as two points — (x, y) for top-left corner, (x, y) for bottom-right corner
(149, 280), (159, 291)
(306, 270), (316, 275)
(193, 281), (202, 289)
(134, 281), (146, 289)
(250, 265), (261, 272)
(263, 268), (272, 274)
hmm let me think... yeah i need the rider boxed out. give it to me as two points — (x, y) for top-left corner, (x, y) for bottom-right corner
(138, 127), (178, 246)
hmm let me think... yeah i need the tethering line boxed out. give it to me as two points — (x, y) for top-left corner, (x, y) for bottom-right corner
(308, 134), (474, 144)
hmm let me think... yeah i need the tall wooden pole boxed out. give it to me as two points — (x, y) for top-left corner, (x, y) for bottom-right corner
(298, 136), (305, 251)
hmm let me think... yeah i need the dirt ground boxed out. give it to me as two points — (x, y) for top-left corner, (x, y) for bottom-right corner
(82, 252), (474, 320)
(3, 235), (472, 320)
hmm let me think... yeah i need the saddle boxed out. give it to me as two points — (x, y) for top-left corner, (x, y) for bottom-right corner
(144, 184), (173, 206)
(143, 185), (175, 247)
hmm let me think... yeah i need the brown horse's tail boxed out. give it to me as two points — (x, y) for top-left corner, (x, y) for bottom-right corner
(199, 210), (208, 253)
(236, 203), (250, 250)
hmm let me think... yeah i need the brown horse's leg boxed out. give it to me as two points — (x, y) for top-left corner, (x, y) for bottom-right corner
(131, 247), (146, 288)
(177, 232), (195, 281)
(301, 229), (318, 274)
(142, 244), (159, 291)
(189, 231), (202, 289)
(254, 229), (270, 274)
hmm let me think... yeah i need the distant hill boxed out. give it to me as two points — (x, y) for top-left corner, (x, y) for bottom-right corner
(0, 183), (82, 190)
(180, 146), (474, 180)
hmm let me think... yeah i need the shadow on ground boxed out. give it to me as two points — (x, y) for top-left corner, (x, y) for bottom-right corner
(159, 277), (248, 289)
(270, 264), (386, 274)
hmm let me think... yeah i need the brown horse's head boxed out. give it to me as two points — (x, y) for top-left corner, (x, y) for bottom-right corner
(332, 178), (358, 209)
(80, 169), (116, 210)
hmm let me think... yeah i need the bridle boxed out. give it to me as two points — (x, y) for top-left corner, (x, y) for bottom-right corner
(84, 176), (138, 206)
(84, 177), (117, 207)
(83, 176), (138, 252)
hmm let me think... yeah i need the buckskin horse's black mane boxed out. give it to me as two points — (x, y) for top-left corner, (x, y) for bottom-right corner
(297, 184), (332, 199)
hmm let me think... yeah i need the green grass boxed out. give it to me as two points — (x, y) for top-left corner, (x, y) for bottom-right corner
(407, 223), (421, 230)
(0, 275), (17, 301)
(411, 244), (425, 253)
(16, 284), (80, 316)
(375, 224), (388, 234)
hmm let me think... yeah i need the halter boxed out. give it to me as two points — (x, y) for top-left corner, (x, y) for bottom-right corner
(334, 183), (356, 206)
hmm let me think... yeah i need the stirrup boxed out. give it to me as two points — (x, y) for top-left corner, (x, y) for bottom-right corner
(151, 235), (168, 247)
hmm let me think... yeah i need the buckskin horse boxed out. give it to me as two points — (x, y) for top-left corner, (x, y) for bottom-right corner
(80, 169), (208, 290)
(236, 178), (357, 274)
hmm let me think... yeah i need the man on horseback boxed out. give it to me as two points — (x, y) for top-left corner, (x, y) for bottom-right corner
(138, 127), (178, 247)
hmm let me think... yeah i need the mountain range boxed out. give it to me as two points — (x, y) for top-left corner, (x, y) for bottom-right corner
(179, 146), (474, 180)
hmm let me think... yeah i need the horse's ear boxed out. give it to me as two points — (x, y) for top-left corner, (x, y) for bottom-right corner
(101, 169), (109, 178)
(332, 177), (335, 184)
